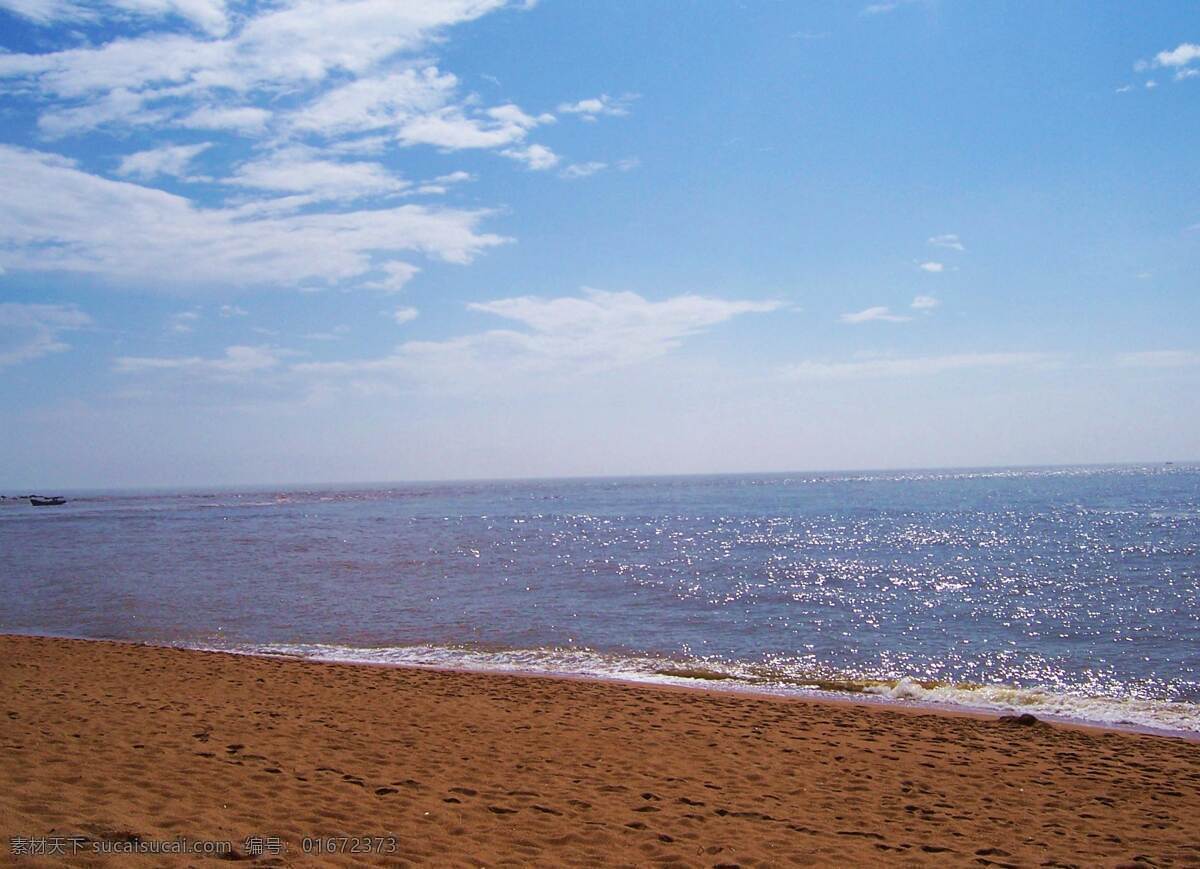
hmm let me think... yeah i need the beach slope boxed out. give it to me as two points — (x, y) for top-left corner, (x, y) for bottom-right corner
(1, 635), (1197, 866)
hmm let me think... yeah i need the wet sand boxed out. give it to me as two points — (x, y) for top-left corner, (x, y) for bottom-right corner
(1, 634), (1198, 866)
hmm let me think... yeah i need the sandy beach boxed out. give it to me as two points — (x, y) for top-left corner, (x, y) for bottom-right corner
(1, 635), (1198, 867)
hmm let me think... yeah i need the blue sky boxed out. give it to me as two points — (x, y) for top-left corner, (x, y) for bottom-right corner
(0, 0), (1197, 488)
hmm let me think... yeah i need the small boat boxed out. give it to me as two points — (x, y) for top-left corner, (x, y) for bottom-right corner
(29, 496), (66, 507)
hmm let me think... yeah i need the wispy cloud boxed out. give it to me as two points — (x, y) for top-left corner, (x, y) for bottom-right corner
(396, 102), (555, 153)
(1134, 42), (1200, 85)
(861, 0), (920, 15)
(293, 289), (781, 387)
(0, 302), (91, 367)
(391, 306), (419, 326)
(116, 142), (212, 181)
(840, 306), (911, 324)
(784, 352), (1053, 381)
(918, 261), (944, 273)
(0, 0), (230, 34)
(181, 106), (271, 134)
(0, 145), (506, 291)
(911, 295), (939, 310)
(557, 93), (636, 121)
(0, 1), (514, 140)
(114, 344), (282, 377)
(1115, 350), (1200, 369)
(225, 147), (410, 202)
(302, 325), (351, 342)
(560, 161), (607, 179)
(928, 233), (965, 251)
(113, 290), (780, 393)
(362, 262), (421, 293)
(168, 309), (200, 333)
(0, 0), (577, 297)
(501, 143), (560, 171)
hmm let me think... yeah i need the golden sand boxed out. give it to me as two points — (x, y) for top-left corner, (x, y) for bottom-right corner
(1, 634), (1198, 866)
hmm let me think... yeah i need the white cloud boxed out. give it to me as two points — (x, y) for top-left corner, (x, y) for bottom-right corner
(219, 304), (247, 317)
(288, 70), (556, 164)
(0, 1), (618, 300)
(861, 0), (920, 15)
(0, 0), (230, 34)
(179, 105), (271, 133)
(501, 143), (560, 171)
(116, 142), (211, 180)
(416, 169), (474, 194)
(226, 149), (409, 201)
(840, 306), (912, 324)
(1131, 45), (1200, 85)
(1152, 43), (1200, 68)
(928, 233), (964, 251)
(290, 67), (457, 135)
(0, 0), (82, 24)
(560, 161), (606, 179)
(116, 0), (230, 35)
(0, 0), (505, 98)
(1115, 350), (1200, 369)
(362, 261), (420, 292)
(168, 309), (200, 333)
(0, 302), (91, 367)
(918, 261), (944, 273)
(911, 295), (939, 310)
(295, 289), (781, 384)
(37, 88), (171, 138)
(784, 352), (1052, 381)
(392, 306), (419, 325)
(0, 145), (506, 290)
(557, 93), (634, 121)
(398, 103), (553, 152)
(303, 325), (350, 341)
(114, 344), (282, 376)
(0, 0), (512, 139)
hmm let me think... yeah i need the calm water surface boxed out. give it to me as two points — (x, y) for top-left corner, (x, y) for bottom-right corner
(2, 465), (1198, 732)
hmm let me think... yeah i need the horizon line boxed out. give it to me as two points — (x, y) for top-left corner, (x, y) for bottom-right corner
(4, 458), (1194, 495)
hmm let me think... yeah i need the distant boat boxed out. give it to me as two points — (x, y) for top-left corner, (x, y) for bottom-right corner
(29, 496), (66, 507)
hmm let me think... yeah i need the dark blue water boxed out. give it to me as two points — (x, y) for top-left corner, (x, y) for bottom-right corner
(2, 465), (1198, 732)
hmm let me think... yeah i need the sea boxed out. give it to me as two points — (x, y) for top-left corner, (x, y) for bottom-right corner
(2, 464), (1198, 736)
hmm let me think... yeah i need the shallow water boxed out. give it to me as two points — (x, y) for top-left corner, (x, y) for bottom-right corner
(2, 465), (1198, 732)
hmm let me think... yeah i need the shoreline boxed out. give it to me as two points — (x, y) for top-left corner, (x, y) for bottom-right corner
(3, 633), (1200, 866)
(225, 645), (1200, 743)
(6, 630), (1199, 742)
